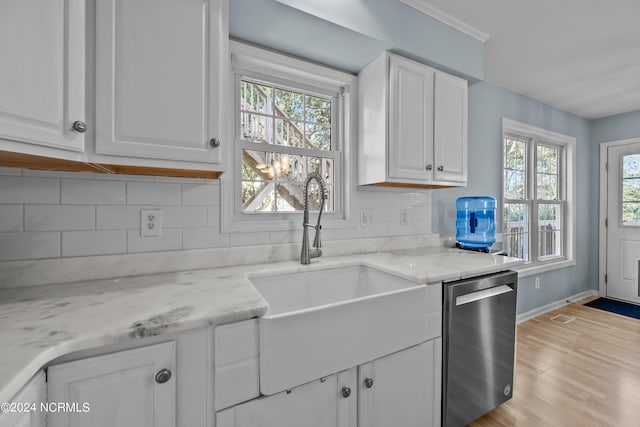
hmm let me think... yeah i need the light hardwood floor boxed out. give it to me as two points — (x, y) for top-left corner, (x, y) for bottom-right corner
(471, 296), (640, 427)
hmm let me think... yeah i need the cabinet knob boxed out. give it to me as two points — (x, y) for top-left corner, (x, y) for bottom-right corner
(341, 386), (352, 398)
(209, 138), (221, 148)
(437, 165), (444, 172)
(72, 121), (87, 133)
(425, 164), (433, 171)
(364, 378), (374, 389)
(155, 369), (172, 384)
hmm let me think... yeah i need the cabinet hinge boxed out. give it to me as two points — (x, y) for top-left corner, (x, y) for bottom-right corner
(605, 218), (608, 227)
(605, 274), (608, 283)
(606, 161), (609, 172)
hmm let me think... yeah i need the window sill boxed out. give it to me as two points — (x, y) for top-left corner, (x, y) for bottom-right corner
(513, 258), (575, 278)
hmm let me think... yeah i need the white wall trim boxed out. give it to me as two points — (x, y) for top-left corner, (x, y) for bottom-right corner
(516, 289), (598, 324)
(399, 0), (490, 42)
(598, 137), (640, 298)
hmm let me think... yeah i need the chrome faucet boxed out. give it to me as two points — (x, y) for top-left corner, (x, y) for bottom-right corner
(301, 172), (328, 264)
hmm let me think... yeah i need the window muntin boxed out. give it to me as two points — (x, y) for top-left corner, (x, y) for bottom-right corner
(238, 79), (338, 214)
(503, 134), (566, 263)
(622, 154), (640, 225)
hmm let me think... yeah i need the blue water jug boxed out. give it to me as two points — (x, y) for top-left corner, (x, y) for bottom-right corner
(456, 196), (496, 249)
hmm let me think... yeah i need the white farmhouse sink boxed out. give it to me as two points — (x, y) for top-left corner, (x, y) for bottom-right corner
(251, 265), (428, 395)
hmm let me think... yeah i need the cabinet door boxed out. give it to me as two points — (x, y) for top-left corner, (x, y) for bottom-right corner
(217, 370), (357, 427)
(434, 71), (467, 184)
(47, 341), (176, 427)
(0, 0), (85, 152)
(358, 341), (435, 427)
(96, 0), (225, 163)
(388, 55), (434, 182)
(0, 371), (46, 427)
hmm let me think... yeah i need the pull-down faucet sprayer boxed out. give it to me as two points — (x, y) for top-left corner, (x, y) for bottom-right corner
(301, 172), (328, 265)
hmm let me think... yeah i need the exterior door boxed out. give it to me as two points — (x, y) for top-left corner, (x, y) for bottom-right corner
(47, 341), (176, 427)
(606, 142), (640, 303)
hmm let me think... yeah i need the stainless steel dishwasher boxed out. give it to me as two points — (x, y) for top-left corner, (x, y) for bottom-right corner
(442, 270), (518, 427)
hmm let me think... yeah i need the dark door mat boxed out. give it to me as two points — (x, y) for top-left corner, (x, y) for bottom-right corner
(584, 297), (640, 320)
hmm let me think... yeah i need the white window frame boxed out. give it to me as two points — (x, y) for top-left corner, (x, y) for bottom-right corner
(501, 118), (576, 277)
(221, 41), (357, 233)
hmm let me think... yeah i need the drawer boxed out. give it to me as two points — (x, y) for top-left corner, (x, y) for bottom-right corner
(215, 319), (260, 410)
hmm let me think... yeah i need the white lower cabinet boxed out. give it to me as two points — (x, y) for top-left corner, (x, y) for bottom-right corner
(0, 371), (46, 427)
(47, 341), (176, 427)
(216, 340), (438, 427)
(358, 341), (435, 427)
(217, 370), (356, 427)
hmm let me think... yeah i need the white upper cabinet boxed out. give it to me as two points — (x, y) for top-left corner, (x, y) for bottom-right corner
(388, 55), (435, 181)
(95, 0), (227, 164)
(434, 71), (468, 183)
(358, 52), (468, 188)
(0, 0), (86, 152)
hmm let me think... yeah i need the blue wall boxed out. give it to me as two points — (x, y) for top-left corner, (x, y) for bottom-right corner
(432, 82), (598, 315)
(591, 110), (640, 144)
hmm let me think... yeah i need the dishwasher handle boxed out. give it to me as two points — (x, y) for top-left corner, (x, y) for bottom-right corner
(455, 284), (514, 306)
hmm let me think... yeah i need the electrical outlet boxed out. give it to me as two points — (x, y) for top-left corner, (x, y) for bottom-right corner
(535, 277), (540, 289)
(141, 209), (162, 237)
(400, 208), (409, 226)
(361, 208), (374, 226)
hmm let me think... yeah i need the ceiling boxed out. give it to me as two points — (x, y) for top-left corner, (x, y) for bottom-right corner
(413, 0), (640, 119)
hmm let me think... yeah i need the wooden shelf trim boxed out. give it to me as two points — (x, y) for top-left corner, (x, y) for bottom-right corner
(0, 150), (222, 179)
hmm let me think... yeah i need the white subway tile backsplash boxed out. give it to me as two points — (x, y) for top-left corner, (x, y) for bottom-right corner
(22, 169), (94, 179)
(96, 205), (152, 230)
(62, 230), (126, 257)
(182, 183), (219, 205)
(127, 228), (182, 253)
(127, 182), (181, 205)
(182, 227), (229, 250)
(207, 206), (219, 227)
(229, 231), (270, 247)
(0, 205), (22, 232)
(161, 206), (207, 228)
(0, 232), (60, 261)
(94, 173), (155, 182)
(25, 205), (95, 231)
(0, 167), (22, 176)
(0, 176), (59, 204)
(61, 179), (125, 205)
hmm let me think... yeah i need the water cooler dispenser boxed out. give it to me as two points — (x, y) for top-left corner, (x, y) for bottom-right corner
(455, 196), (496, 251)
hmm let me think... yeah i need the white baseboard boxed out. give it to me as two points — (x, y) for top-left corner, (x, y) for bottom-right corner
(516, 289), (599, 324)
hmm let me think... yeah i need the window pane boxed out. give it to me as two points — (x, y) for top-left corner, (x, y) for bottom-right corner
(242, 150), (335, 213)
(274, 88), (304, 121)
(537, 145), (558, 174)
(241, 113), (272, 143)
(504, 138), (526, 171)
(537, 173), (558, 200)
(623, 177), (640, 202)
(274, 119), (304, 148)
(623, 154), (640, 178)
(538, 204), (562, 258)
(504, 170), (526, 199)
(305, 123), (331, 151)
(240, 81), (271, 114)
(242, 181), (274, 212)
(623, 202), (640, 225)
(305, 95), (331, 124)
(503, 203), (529, 261)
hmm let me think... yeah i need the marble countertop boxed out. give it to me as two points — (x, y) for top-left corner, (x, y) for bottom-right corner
(0, 247), (522, 404)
